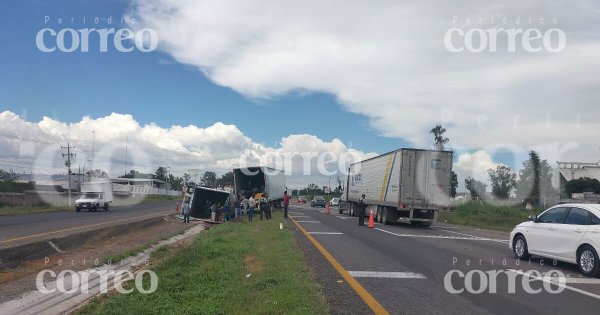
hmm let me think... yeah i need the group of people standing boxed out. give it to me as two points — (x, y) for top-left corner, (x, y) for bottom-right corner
(179, 190), (292, 224)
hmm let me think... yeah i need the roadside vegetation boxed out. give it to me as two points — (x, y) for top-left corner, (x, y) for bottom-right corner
(439, 201), (537, 232)
(77, 211), (328, 315)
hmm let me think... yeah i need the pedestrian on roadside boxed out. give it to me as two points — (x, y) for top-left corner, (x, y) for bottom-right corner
(242, 196), (249, 216)
(216, 202), (223, 222)
(234, 197), (242, 218)
(210, 202), (217, 222)
(223, 202), (230, 222)
(283, 190), (290, 218)
(358, 194), (367, 226)
(248, 195), (256, 222)
(182, 201), (191, 224)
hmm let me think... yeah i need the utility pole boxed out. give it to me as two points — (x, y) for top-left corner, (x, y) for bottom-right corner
(90, 130), (95, 171)
(61, 143), (76, 206)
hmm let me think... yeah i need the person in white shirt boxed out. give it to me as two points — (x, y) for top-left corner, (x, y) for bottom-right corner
(248, 196), (257, 222)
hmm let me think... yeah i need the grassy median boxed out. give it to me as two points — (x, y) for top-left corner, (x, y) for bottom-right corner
(77, 211), (328, 315)
(439, 201), (536, 231)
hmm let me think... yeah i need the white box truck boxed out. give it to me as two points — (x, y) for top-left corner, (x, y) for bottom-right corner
(233, 167), (286, 204)
(344, 148), (453, 227)
(75, 181), (113, 212)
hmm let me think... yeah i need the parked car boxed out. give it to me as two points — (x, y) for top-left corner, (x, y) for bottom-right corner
(510, 203), (600, 277)
(311, 196), (326, 207)
(330, 197), (340, 207)
(297, 196), (307, 204)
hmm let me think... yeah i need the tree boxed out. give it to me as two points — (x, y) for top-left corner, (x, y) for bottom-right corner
(154, 167), (168, 182)
(565, 177), (600, 196)
(516, 151), (556, 205)
(119, 170), (153, 179)
(450, 171), (458, 198)
(217, 171), (234, 187)
(202, 171), (217, 188)
(465, 177), (486, 200)
(430, 125), (456, 197)
(488, 165), (516, 199)
(430, 125), (449, 151)
(0, 169), (17, 181)
(86, 169), (108, 178)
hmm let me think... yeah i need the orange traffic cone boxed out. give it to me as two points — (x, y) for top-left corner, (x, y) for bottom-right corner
(368, 209), (375, 228)
(326, 202), (330, 215)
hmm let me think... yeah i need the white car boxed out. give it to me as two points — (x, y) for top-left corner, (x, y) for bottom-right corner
(510, 203), (600, 277)
(330, 197), (340, 207)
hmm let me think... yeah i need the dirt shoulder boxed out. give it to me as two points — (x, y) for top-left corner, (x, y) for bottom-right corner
(0, 215), (194, 304)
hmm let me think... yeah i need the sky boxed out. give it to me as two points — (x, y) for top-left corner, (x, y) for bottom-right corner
(1, 0), (599, 189)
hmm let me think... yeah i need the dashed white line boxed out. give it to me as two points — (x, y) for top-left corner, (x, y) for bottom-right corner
(348, 271), (427, 279)
(296, 221), (321, 223)
(307, 232), (344, 235)
(335, 216), (348, 220)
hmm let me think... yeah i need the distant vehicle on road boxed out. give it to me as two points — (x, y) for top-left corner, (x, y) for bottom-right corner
(511, 203), (600, 277)
(297, 196), (307, 204)
(343, 148), (453, 227)
(311, 196), (326, 207)
(330, 197), (340, 207)
(75, 181), (113, 212)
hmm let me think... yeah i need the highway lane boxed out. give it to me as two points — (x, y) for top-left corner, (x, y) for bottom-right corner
(289, 204), (600, 315)
(0, 201), (177, 248)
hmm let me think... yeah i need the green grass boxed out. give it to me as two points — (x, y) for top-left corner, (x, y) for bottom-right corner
(77, 211), (328, 315)
(439, 201), (540, 232)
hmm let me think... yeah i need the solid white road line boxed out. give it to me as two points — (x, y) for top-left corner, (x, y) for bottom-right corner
(375, 228), (507, 242)
(296, 221), (321, 223)
(290, 215), (310, 218)
(307, 232), (344, 235)
(433, 227), (509, 244)
(348, 271), (427, 279)
(335, 216), (348, 220)
(508, 269), (600, 300)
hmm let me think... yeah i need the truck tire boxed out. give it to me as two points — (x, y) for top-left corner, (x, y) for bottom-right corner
(338, 206), (343, 214)
(376, 208), (381, 223)
(382, 208), (389, 225)
(104, 203), (109, 211)
(349, 203), (354, 217)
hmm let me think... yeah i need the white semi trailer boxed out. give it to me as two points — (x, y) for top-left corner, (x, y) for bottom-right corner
(344, 148), (453, 227)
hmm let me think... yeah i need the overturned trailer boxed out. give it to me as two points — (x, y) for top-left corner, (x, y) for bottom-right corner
(232, 166), (286, 203)
(184, 185), (231, 219)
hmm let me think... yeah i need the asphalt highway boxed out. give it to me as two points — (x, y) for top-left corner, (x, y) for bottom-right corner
(289, 204), (600, 315)
(0, 201), (177, 249)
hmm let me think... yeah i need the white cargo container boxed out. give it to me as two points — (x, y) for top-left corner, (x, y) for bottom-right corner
(344, 148), (453, 227)
(233, 167), (286, 203)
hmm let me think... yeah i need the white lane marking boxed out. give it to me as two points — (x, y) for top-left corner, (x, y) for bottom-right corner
(507, 269), (600, 300)
(296, 221), (321, 223)
(375, 228), (506, 242)
(307, 232), (344, 235)
(348, 271), (427, 279)
(290, 215), (310, 218)
(433, 227), (509, 244)
(47, 241), (64, 253)
(335, 216), (348, 220)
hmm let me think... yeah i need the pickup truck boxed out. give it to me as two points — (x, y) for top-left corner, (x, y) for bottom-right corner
(75, 181), (113, 212)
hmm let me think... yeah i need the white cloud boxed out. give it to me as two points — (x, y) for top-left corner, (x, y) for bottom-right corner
(127, 0), (600, 164)
(0, 111), (374, 188)
(453, 150), (504, 191)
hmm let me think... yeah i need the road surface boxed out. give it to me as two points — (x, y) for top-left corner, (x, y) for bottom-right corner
(0, 201), (176, 249)
(289, 204), (600, 315)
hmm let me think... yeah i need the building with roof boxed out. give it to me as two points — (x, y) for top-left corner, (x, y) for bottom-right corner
(557, 161), (600, 197)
